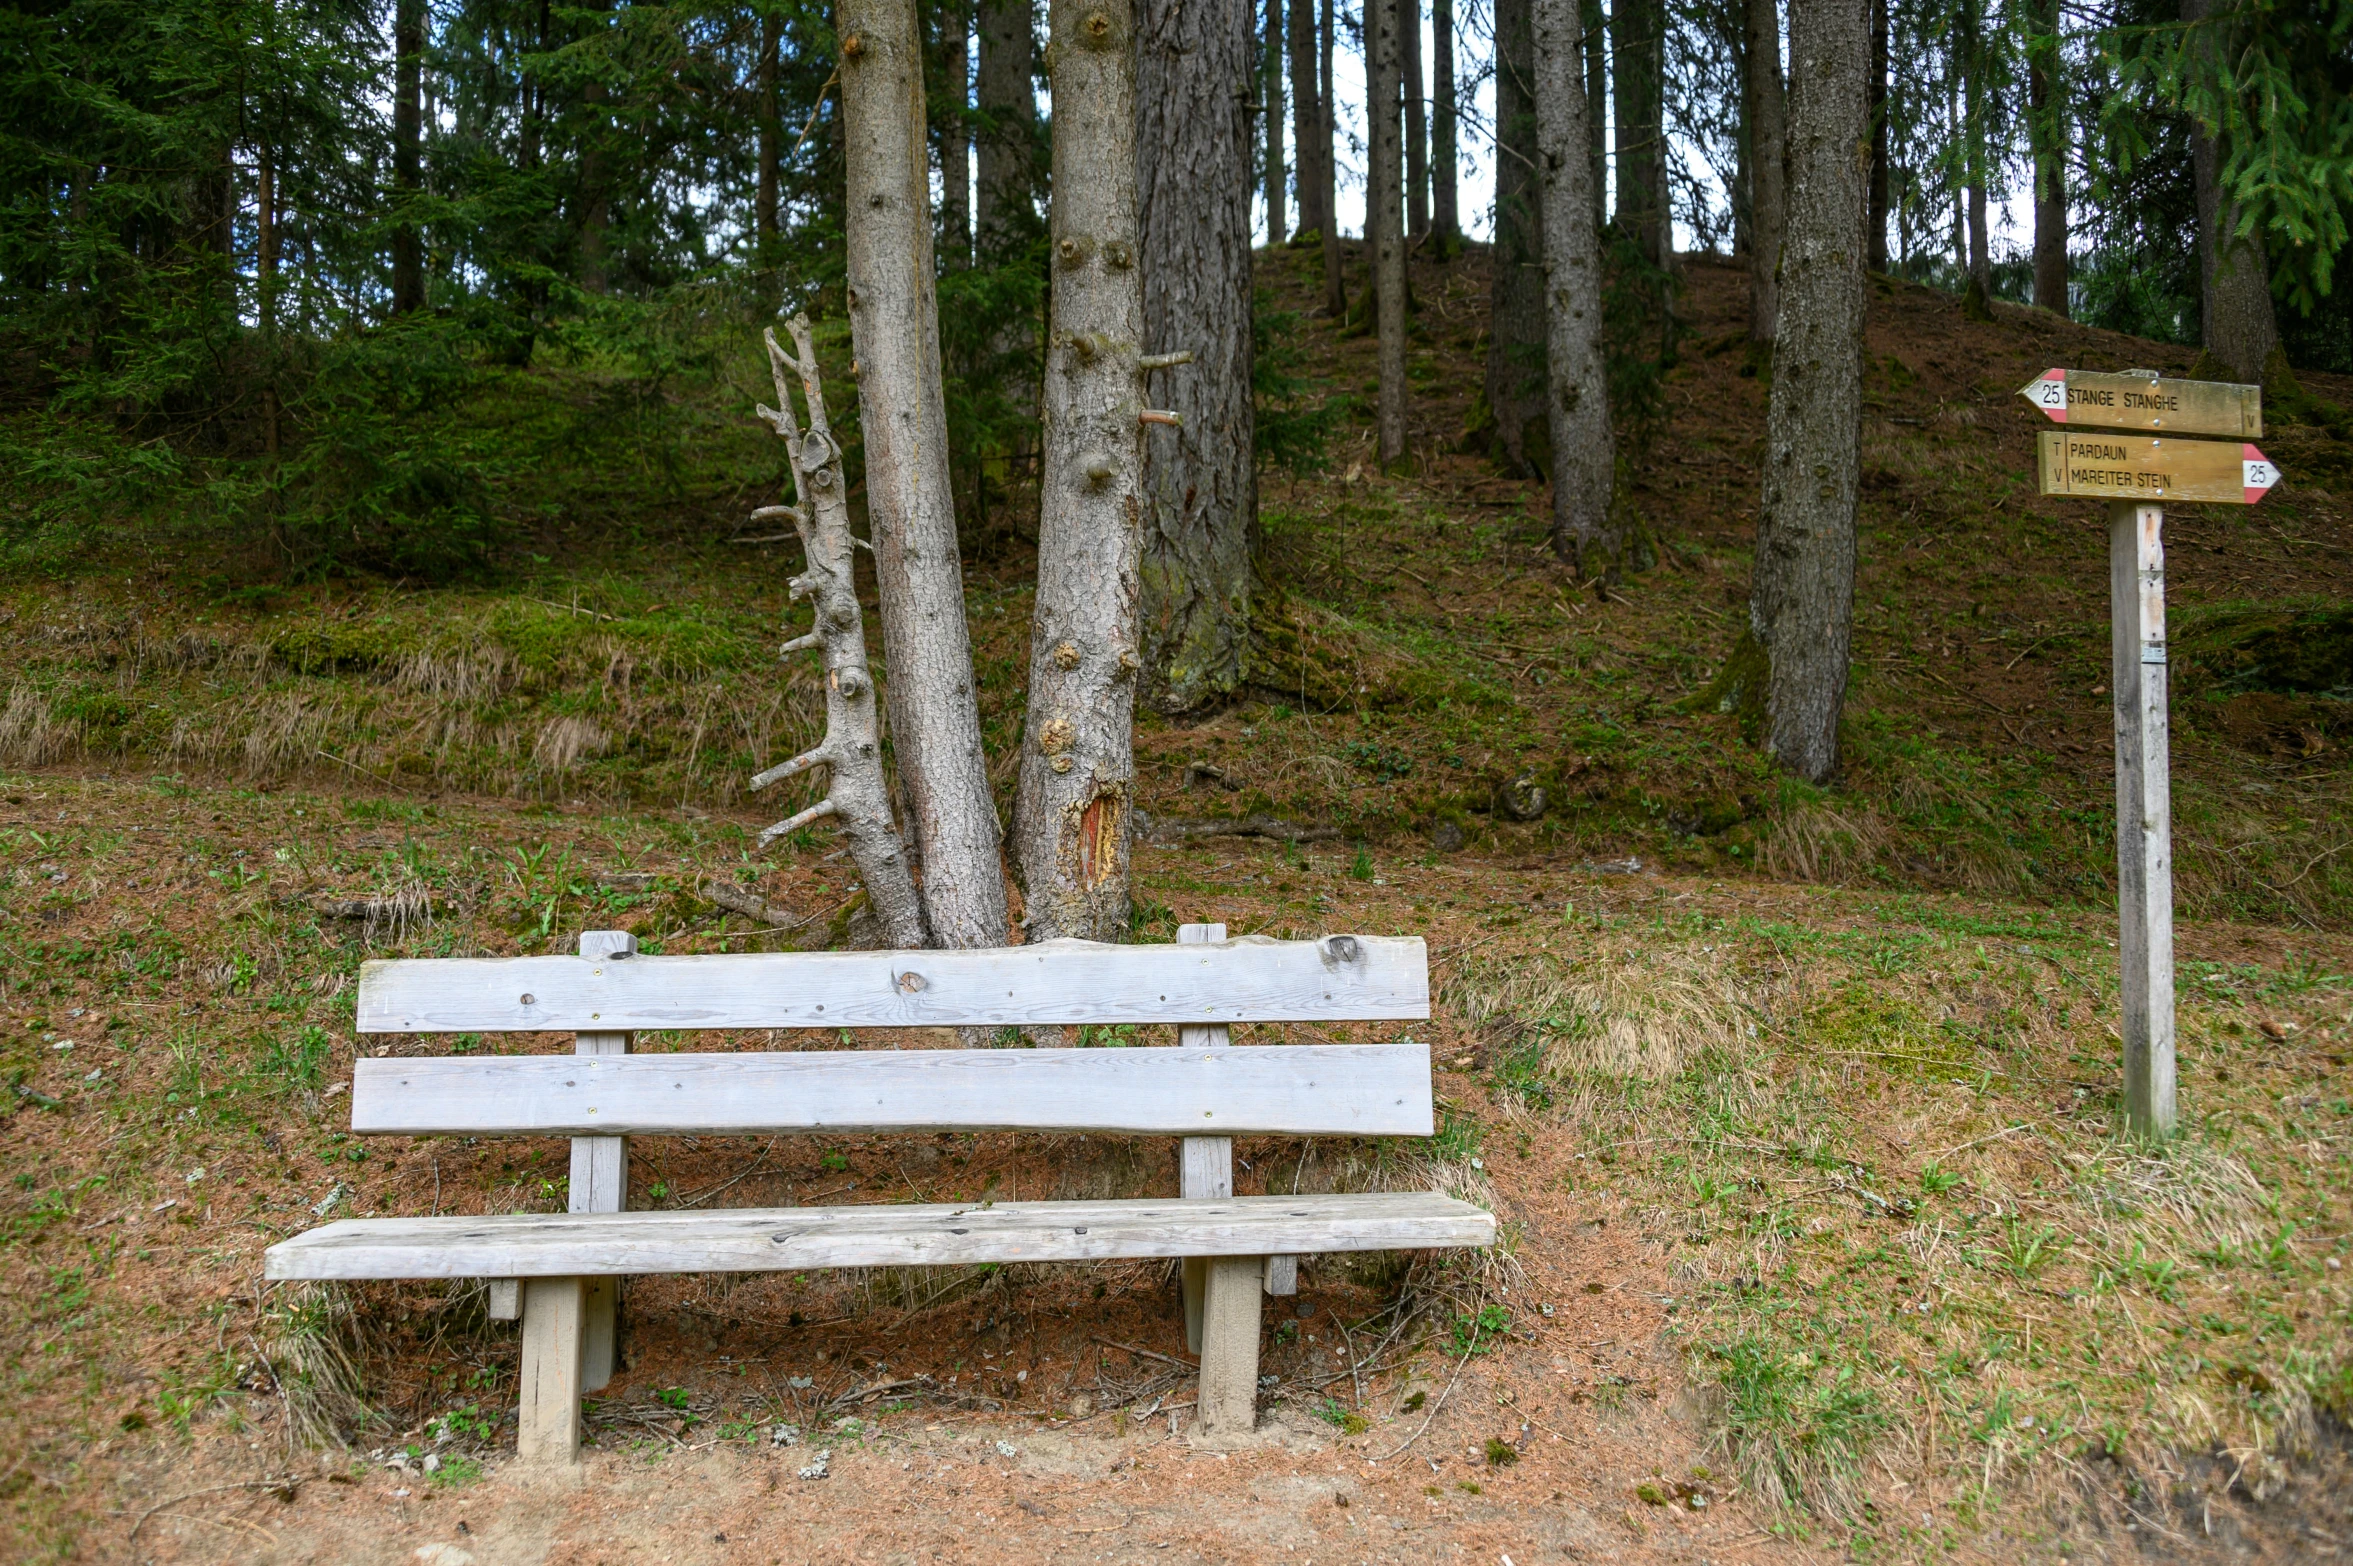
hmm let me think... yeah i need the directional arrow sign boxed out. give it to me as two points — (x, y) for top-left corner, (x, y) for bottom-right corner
(2019, 369), (2262, 437)
(2037, 431), (2281, 505)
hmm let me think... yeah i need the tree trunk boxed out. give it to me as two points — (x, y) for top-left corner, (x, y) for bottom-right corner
(579, 1), (612, 294)
(1867, 0), (1888, 272)
(1743, 0), (1785, 342)
(976, 0), (1035, 260)
(937, 0), (972, 268)
(757, 10), (782, 264)
(1535, 0), (1612, 571)
(1611, 0), (1661, 257)
(1319, 0), (1343, 312)
(1017, 0), (1148, 941)
(1583, 0), (1607, 217)
(749, 317), (928, 949)
(1484, 0), (1545, 473)
(838, 0), (1010, 950)
(1370, 0), (1408, 465)
(1264, 0), (1287, 244)
(1288, 0), (1324, 242)
(1138, 0), (1258, 712)
(2026, 0), (2065, 313)
(1431, 0), (1458, 245)
(1742, 0), (1867, 784)
(2184, 0), (2276, 381)
(1959, 0), (1990, 312)
(1402, 0), (1428, 240)
(258, 139), (281, 456)
(392, 0), (425, 314)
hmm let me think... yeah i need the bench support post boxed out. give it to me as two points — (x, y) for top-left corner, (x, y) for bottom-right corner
(517, 1276), (586, 1465)
(573, 931), (636, 1392)
(1198, 1256), (1265, 1438)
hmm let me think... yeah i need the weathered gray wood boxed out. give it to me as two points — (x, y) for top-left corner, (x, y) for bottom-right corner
(356, 933), (1428, 1034)
(486, 1278), (520, 1320)
(1178, 922), (1233, 1352)
(352, 1043), (1434, 1138)
(1262, 1254), (1298, 1295)
(571, 931), (632, 1393)
(263, 1194), (1496, 1280)
(1196, 1255), (1263, 1439)
(517, 1277), (585, 1466)
(2111, 500), (2176, 1139)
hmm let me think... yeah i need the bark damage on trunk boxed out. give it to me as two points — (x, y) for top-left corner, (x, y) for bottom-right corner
(748, 317), (928, 950)
(1716, 0), (1867, 785)
(1137, 0), (1258, 714)
(1534, 0), (1613, 574)
(838, 0), (1010, 949)
(1015, 0), (1152, 943)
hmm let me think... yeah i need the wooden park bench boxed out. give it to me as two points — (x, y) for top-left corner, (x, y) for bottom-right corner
(264, 922), (1492, 1464)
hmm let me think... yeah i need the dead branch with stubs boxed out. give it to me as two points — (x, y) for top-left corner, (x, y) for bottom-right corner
(747, 314), (927, 949)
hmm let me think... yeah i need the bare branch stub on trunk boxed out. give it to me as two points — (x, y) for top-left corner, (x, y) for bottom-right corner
(748, 315), (927, 950)
(839, 0), (1010, 949)
(1016, 0), (1147, 943)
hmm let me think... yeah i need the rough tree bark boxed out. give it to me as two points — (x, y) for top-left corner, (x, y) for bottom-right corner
(937, 0), (972, 268)
(1402, 0), (1427, 239)
(1612, 0), (1663, 262)
(1959, 0), (1991, 315)
(1016, 0), (1155, 941)
(1319, 0), (1343, 312)
(1432, 0), (1458, 247)
(1867, 0), (1889, 272)
(1370, 0), (1408, 466)
(578, 0), (613, 293)
(1738, 0), (1867, 783)
(1483, 0), (1545, 473)
(2026, 0), (2066, 313)
(2184, 0), (2277, 382)
(838, 0), (1010, 949)
(1264, 0), (1287, 244)
(1743, 0), (1786, 343)
(392, 0), (425, 313)
(976, 0), (1036, 259)
(1288, 0), (1324, 242)
(757, 9), (783, 263)
(748, 317), (929, 949)
(1137, 0), (1258, 712)
(1534, 0), (1613, 571)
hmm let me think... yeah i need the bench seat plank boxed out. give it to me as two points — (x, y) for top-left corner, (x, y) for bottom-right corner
(351, 1044), (1434, 1138)
(355, 935), (1427, 1035)
(263, 1194), (1494, 1280)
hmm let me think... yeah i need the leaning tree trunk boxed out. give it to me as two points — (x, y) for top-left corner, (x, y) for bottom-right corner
(1740, 0), (1868, 783)
(1370, 0), (1408, 466)
(1743, 0), (1786, 342)
(1137, 0), (1258, 713)
(1016, 0), (1159, 942)
(748, 317), (928, 949)
(976, 0), (1036, 259)
(1484, 0), (1545, 473)
(1535, 0), (1613, 572)
(838, 0), (1010, 949)
(2026, 0), (2066, 314)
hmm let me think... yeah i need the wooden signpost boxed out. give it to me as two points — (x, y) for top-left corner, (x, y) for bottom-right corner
(2019, 368), (2282, 1140)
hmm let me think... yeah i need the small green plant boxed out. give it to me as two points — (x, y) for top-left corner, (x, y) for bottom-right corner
(1349, 844), (1375, 881)
(429, 1454), (483, 1487)
(260, 1025), (332, 1094)
(428, 1404), (498, 1443)
(1635, 1479), (1672, 1505)
(819, 1150), (850, 1174)
(2000, 1220), (2064, 1279)
(1315, 1398), (1369, 1435)
(655, 1386), (690, 1410)
(1484, 1437), (1519, 1466)
(1450, 1305), (1512, 1356)
(1401, 1390), (1427, 1412)
(1456, 1479), (1483, 1494)
(1919, 1163), (1962, 1195)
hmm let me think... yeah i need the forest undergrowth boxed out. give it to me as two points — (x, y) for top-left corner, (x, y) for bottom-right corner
(0, 244), (2347, 1560)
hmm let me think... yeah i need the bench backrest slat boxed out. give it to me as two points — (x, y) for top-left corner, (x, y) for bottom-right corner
(355, 934), (1426, 1035)
(351, 1043), (1434, 1138)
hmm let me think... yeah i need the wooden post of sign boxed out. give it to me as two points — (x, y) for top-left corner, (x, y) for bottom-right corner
(2109, 501), (2175, 1139)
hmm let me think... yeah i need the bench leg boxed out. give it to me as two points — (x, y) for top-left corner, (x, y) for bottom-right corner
(1196, 1256), (1263, 1440)
(518, 1277), (586, 1466)
(581, 1278), (618, 1392)
(1181, 1257), (1207, 1354)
